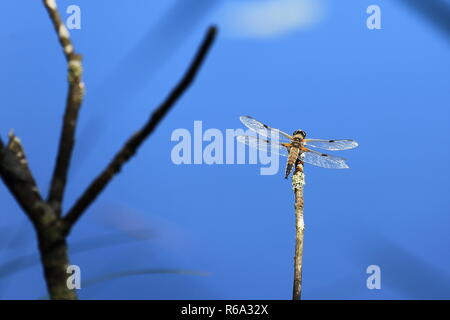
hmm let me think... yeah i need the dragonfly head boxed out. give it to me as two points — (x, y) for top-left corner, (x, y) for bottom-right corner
(293, 129), (306, 139)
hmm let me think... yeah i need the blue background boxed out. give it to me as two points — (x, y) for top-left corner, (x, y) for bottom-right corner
(0, 0), (449, 299)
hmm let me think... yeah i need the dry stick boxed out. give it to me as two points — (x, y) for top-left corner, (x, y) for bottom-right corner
(43, 0), (85, 215)
(62, 26), (218, 232)
(292, 159), (305, 300)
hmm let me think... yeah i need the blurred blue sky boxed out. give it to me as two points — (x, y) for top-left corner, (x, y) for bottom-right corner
(0, 0), (449, 299)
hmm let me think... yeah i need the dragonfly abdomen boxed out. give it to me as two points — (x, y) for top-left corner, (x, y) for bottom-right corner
(285, 145), (300, 179)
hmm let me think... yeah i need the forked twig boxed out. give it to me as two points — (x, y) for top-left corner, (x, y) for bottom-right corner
(0, 0), (218, 299)
(292, 159), (305, 300)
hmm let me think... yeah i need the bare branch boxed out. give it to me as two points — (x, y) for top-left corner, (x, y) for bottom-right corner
(63, 26), (218, 231)
(292, 160), (305, 300)
(43, 0), (85, 214)
(42, 0), (76, 61)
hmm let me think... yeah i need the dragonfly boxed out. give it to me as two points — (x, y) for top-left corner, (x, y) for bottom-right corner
(237, 116), (358, 179)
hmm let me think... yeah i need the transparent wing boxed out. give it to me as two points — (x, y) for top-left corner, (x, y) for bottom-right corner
(236, 135), (289, 157)
(301, 148), (349, 169)
(239, 116), (292, 142)
(304, 139), (358, 151)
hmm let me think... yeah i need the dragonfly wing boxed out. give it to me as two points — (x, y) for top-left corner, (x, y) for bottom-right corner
(301, 148), (349, 169)
(237, 135), (289, 157)
(304, 139), (358, 151)
(240, 116), (292, 142)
